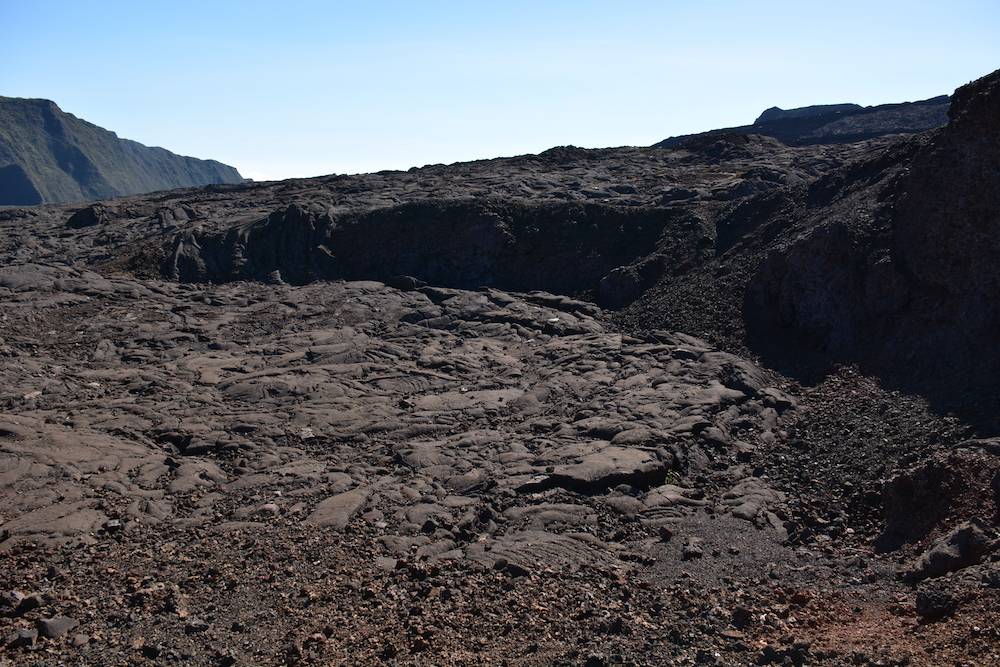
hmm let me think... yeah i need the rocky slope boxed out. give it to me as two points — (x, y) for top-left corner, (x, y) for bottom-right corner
(0, 97), (243, 206)
(623, 71), (1000, 409)
(1, 69), (999, 665)
(770, 74), (998, 397)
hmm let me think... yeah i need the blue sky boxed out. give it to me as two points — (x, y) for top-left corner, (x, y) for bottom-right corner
(2, 1), (998, 180)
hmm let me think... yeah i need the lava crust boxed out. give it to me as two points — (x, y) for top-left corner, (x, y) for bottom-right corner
(2, 70), (1000, 666)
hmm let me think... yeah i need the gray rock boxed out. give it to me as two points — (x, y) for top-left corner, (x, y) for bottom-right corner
(66, 204), (110, 229)
(375, 557), (398, 571)
(37, 615), (79, 639)
(1, 590), (24, 609)
(903, 520), (995, 582)
(523, 447), (671, 495)
(682, 537), (705, 560)
(915, 586), (958, 621)
(305, 487), (371, 530)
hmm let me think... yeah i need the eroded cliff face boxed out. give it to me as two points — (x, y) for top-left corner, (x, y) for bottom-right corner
(0, 97), (243, 205)
(890, 69), (1000, 377)
(161, 199), (708, 307)
(743, 69), (1000, 386)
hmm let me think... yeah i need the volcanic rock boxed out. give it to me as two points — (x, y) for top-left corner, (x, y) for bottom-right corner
(903, 521), (996, 582)
(36, 615), (79, 639)
(2, 69), (999, 666)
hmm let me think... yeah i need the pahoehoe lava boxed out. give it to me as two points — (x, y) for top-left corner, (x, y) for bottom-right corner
(1, 70), (1000, 665)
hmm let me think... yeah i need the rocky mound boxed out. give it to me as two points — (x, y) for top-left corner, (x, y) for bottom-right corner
(0, 97), (243, 205)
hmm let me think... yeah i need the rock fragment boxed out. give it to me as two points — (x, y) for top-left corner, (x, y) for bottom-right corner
(305, 488), (371, 530)
(36, 615), (79, 639)
(6, 627), (38, 649)
(903, 520), (995, 582)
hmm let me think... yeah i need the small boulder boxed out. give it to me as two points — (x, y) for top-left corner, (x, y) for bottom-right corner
(682, 537), (705, 560)
(915, 586), (958, 622)
(597, 266), (642, 309)
(903, 520), (995, 582)
(37, 615), (79, 639)
(66, 204), (110, 229)
(1, 590), (24, 609)
(14, 593), (46, 615)
(258, 503), (281, 517)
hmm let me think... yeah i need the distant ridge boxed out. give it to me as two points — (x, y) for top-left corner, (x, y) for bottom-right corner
(0, 97), (243, 205)
(654, 95), (951, 148)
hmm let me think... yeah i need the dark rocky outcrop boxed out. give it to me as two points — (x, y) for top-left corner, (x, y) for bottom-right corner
(888, 69), (1000, 381)
(65, 203), (111, 229)
(755, 103), (863, 123)
(744, 69), (1000, 388)
(903, 521), (996, 582)
(163, 199), (708, 306)
(874, 448), (1000, 553)
(0, 97), (243, 205)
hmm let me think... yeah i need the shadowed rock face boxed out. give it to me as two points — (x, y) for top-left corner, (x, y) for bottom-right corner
(163, 199), (708, 305)
(744, 69), (1000, 387)
(890, 69), (1000, 377)
(0, 164), (42, 205)
(0, 97), (243, 205)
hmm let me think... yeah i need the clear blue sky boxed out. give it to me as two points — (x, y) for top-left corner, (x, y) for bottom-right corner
(2, 1), (998, 181)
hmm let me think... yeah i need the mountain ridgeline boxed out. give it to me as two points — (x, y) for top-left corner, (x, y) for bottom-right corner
(654, 94), (951, 148)
(0, 97), (243, 206)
